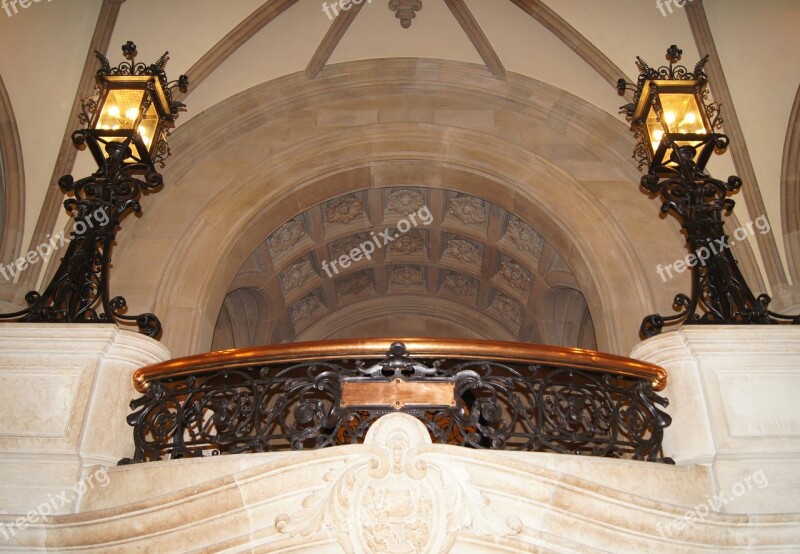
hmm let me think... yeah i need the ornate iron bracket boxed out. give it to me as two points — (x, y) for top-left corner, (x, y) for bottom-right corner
(636, 138), (799, 337)
(0, 131), (163, 337)
(618, 46), (800, 337)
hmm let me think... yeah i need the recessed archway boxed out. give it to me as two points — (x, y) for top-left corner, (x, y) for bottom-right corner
(107, 59), (691, 357)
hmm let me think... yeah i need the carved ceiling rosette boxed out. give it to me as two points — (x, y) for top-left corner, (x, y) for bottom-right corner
(326, 195), (364, 225)
(268, 218), (305, 255)
(390, 265), (424, 286)
(386, 189), (425, 214)
(444, 238), (480, 264)
(290, 293), (323, 325)
(499, 259), (532, 292)
(448, 195), (486, 225)
(442, 272), (477, 296)
(389, 230), (425, 254)
(336, 270), (373, 296)
(490, 293), (523, 325)
(331, 235), (366, 260)
(280, 258), (316, 292)
(275, 413), (522, 552)
(506, 215), (544, 256)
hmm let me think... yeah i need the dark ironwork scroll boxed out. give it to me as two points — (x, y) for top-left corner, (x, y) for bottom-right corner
(121, 342), (673, 464)
(0, 42), (188, 338)
(0, 133), (163, 337)
(617, 45), (800, 337)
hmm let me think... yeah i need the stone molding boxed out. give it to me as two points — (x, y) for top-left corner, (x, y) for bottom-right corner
(2, 412), (799, 552)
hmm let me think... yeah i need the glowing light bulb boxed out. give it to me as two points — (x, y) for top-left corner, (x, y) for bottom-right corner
(112, 125), (120, 130)
(664, 112), (676, 124)
(125, 108), (139, 121)
(683, 112), (697, 124)
(653, 130), (664, 142)
(100, 125), (110, 130)
(107, 106), (120, 118)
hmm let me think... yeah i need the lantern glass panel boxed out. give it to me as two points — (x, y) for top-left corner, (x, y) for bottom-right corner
(645, 92), (706, 148)
(137, 102), (160, 151)
(96, 89), (146, 131)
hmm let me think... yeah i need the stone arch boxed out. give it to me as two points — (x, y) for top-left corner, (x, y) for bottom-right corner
(211, 287), (272, 351)
(107, 59), (689, 357)
(0, 73), (24, 291)
(146, 126), (651, 356)
(782, 83), (800, 283)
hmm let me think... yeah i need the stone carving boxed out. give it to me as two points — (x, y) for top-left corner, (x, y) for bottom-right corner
(290, 293), (323, 325)
(491, 293), (523, 325)
(337, 271), (372, 296)
(331, 236), (365, 260)
(390, 266), (424, 286)
(499, 259), (532, 292)
(388, 0), (422, 28)
(448, 195), (486, 225)
(386, 189), (425, 214)
(443, 272), (477, 296)
(280, 259), (315, 292)
(326, 195), (364, 225)
(269, 218), (305, 254)
(275, 413), (522, 552)
(389, 230), (424, 254)
(445, 239), (480, 264)
(506, 215), (544, 256)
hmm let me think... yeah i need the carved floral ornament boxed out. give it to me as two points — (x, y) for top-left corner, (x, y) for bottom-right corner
(390, 265), (424, 286)
(506, 215), (544, 255)
(269, 218), (305, 254)
(280, 259), (315, 292)
(386, 189), (425, 214)
(275, 413), (522, 552)
(443, 272), (477, 296)
(337, 270), (373, 296)
(499, 259), (532, 292)
(290, 293), (323, 324)
(491, 293), (523, 325)
(389, 230), (425, 254)
(445, 239), (480, 264)
(448, 195), (486, 225)
(326, 195), (364, 225)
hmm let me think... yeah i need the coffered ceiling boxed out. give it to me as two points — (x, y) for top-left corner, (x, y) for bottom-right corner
(213, 187), (596, 348)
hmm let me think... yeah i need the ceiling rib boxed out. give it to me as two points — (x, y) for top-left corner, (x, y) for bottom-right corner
(443, 0), (506, 79)
(306, 0), (367, 79)
(22, 0), (124, 294)
(508, 0), (633, 101)
(175, 0), (300, 103)
(686, 1), (787, 288)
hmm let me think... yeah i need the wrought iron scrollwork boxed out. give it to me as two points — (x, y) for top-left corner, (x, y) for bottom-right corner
(0, 131), (163, 337)
(0, 41), (187, 339)
(617, 46), (800, 337)
(121, 342), (673, 464)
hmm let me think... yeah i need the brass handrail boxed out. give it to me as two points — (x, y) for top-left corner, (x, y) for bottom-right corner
(133, 338), (667, 392)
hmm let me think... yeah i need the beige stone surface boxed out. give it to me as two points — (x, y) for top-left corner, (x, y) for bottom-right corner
(631, 325), (800, 514)
(0, 324), (170, 515)
(1, 413), (798, 552)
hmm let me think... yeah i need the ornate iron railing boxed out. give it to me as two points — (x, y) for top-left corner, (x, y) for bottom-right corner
(121, 339), (672, 464)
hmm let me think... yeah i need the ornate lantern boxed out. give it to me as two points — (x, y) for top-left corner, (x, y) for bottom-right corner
(619, 45), (722, 176)
(81, 40), (188, 167)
